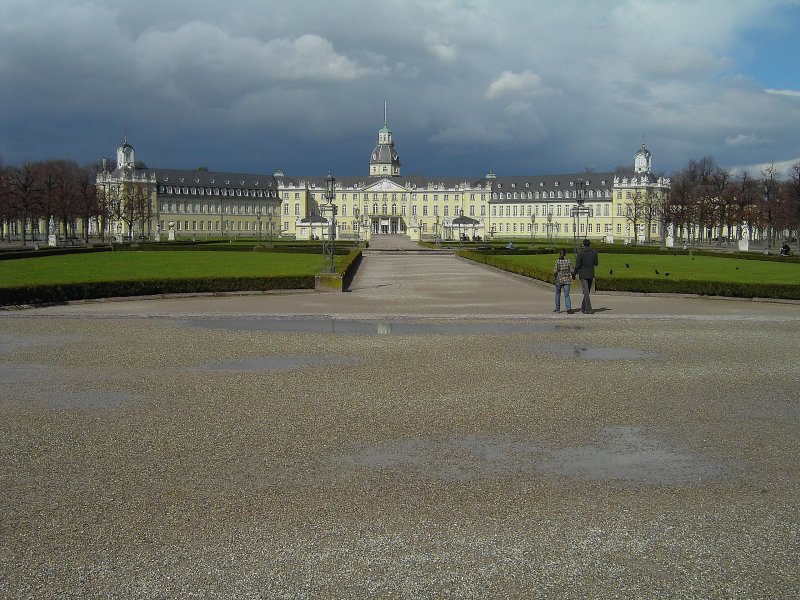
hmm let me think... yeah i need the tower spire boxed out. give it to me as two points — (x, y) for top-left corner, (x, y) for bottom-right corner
(384, 101), (387, 126)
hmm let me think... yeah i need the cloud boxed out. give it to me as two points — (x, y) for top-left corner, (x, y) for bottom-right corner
(724, 133), (773, 147)
(1, 0), (799, 177)
(424, 31), (457, 63)
(766, 89), (800, 98)
(728, 157), (800, 178)
(485, 70), (547, 100)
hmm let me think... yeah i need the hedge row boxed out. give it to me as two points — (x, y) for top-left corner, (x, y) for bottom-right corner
(0, 240), (360, 260)
(0, 275), (315, 306)
(456, 250), (800, 300)
(595, 277), (800, 299)
(458, 250), (556, 284)
(338, 248), (363, 289)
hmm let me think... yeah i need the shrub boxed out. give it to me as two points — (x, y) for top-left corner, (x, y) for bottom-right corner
(0, 275), (315, 306)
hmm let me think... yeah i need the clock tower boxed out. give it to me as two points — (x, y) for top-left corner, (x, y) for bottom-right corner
(369, 103), (401, 177)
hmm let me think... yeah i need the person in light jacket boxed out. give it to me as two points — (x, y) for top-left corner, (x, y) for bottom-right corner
(552, 249), (573, 313)
(573, 239), (599, 314)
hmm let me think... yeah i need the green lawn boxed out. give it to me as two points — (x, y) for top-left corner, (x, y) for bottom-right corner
(502, 253), (800, 284)
(0, 251), (332, 287)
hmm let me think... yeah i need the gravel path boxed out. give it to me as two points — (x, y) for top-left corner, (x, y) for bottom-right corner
(1, 252), (798, 598)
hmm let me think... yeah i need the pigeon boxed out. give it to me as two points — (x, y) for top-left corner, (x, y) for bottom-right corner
(655, 269), (660, 274)
(665, 272), (670, 277)
(625, 263), (630, 268)
(609, 269), (613, 275)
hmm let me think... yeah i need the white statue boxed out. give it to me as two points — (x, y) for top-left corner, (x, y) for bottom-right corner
(667, 223), (674, 238)
(741, 221), (749, 240)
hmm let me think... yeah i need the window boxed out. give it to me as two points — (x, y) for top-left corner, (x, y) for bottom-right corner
(423, 206), (428, 216)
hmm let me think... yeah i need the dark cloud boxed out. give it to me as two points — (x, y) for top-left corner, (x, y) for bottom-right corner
(1, 0), (799, 177)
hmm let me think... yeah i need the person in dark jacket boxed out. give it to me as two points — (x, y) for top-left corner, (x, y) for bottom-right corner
(573, 239), (599, 314)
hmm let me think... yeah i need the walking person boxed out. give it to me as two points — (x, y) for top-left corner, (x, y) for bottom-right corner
(573, 239), (599, 314)
(552, 249), (573, 313)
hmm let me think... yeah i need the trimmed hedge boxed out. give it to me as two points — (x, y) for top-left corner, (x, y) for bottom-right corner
(595, 277), (800, 299)
(457, 250), (800, 300)
(338, 248), (363, 290)
(0, 275), (315, 306)
(458, 250), (557, 284)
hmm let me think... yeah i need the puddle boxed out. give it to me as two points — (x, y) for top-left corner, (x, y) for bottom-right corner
(185, 317), (556, 336)
(540, 426), (725, 484)
(334, 436), (545, 481)
(0, 334), (79, 353)
(45, 390), (141, 410)
(0, 362), (62, 384)
(530, 343), (663, 360)
(332, 428), (724, 485)
(194, 355), (360, 373)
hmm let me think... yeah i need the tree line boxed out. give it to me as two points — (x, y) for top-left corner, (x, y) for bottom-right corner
(665, 157), (800, 248)
(0, 159), (104, 244)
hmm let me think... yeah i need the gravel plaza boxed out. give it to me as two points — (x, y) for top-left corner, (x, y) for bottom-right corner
(1, 239), (799, 598)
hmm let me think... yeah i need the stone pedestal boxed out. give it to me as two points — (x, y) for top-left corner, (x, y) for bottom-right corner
(168, 231), (175, 241)
(48, 234), (57, 248)
(606, 235), (614, 244)
(315, 272), (343, 293)
(738, 238), (749, 252)
(665, 236), (674, 248)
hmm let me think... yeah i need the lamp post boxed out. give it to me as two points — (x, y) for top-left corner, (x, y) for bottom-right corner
(323, 172), (337, 273)
(256, 206), (262, 244)
(571, 178), (589, 254)
(435, 215), (440, 246)
(530, 212), (536, 246)
(459, 209), (464, 247)
(267, 208), (273, 246)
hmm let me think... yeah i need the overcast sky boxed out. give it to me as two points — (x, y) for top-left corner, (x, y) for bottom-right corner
(1, 0), (799, 178)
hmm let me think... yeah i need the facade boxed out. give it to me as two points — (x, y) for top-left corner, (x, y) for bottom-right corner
(95, 122), (670, 244)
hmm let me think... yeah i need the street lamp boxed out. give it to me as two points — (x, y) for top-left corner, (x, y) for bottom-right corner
(571, 178), (589, 254)
(256, 206), (262, 244)
(530, 212), (536, 246)
(323, 171), (337, 273)
(435, 215), (440, 246)
(353, 207), (360, 243)
(267, 208), (273, 246)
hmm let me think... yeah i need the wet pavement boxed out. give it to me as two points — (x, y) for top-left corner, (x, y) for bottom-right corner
(1, 242), (798, 598)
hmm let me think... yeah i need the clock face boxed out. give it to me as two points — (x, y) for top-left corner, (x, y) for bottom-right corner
(372, 153), (377, 160)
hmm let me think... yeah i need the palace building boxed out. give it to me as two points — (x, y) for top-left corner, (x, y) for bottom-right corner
(96, 117), (670, 244)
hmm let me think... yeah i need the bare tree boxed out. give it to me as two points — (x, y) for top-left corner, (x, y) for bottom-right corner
(759, 165), (780, 250)
(74, 164), (100, 243)
(4, 163), (42, 245)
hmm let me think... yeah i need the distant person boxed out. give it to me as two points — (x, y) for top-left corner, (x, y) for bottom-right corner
(573, 239), (599, 314)
(552, 249), (573, 313)
(780, 242), (790, 256)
